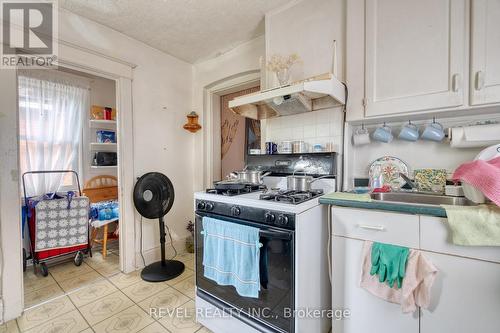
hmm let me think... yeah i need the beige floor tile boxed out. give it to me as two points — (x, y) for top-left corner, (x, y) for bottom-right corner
(0, 320), (19, 333)
(138, 322), (170, 333)
(68, 279), (118, 307)
(93, 262), (121, 277)
(121, 280), (170, 303)
(138, 287), (190, 320)
(159, 300), (200, 333)
(24, 283), (64, 308)
(23, 310), (89, 333)
(175, 253), (195, 263)
(85, 252), (119, 269)
(172, 275), (195, 299)
(17, 296), (75, 331)
(80, 329), (94, 333)
(92, 305), (154, 333)
(196, 326), (213, 333)
(164, 268), (194, 287)
(78, 291), (134, 326)
(183, 259), (195, 271)
(109, 271), (142, 289)
(58, 270), (104, 292)
(49, 261), (94, 282)
(23, 272), (57, 294)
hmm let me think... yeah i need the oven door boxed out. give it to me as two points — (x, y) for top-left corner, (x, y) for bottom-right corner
(195, 212), (294, 333)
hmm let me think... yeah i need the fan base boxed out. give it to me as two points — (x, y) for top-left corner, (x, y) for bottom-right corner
(141, 260), (185, 282)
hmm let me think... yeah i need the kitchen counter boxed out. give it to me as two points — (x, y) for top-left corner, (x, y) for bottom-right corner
(319, 197), (447, 217)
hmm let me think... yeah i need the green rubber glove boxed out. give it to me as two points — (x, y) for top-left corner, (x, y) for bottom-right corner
(370, 242), (409, 289)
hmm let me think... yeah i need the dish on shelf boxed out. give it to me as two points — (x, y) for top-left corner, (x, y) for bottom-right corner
(368, 156), (409, 190)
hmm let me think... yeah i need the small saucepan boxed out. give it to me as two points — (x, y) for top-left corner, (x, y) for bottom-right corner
(286, 171), (331, 192)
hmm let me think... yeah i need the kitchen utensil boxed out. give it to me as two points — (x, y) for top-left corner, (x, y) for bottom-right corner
(368, 156), (409, 190)
(353, 126), (371, 146)
(414, 169), (447, 193)
(462, 143), (500, 203)
(279, 141), (293, 154)
(421, 120), (445, 142)
(372, 124), (393, 143)
(265, 142), (278, 154)
(286, 171), (331, 191)
(292, 140), (307, 153)
(228, 170), (271, 184)
(398, 121), (419, 142)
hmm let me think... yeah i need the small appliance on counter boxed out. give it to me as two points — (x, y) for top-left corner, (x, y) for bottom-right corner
(93, 152), (117, 166)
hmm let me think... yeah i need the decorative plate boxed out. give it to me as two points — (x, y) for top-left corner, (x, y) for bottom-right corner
(368, 156), (410, 190)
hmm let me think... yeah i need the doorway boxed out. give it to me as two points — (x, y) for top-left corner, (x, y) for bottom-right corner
(18, 67), (122, 309)
(219, 86), (260, 179)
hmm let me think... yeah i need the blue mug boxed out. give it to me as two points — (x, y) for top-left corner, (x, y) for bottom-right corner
(398, 123), (419, 141)
(265, 142), (278, 154)
(372, 125), (393, 143)
(421, 122), (445, 142)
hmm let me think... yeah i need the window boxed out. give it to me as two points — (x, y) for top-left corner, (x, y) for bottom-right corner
(18, 72), (89, 196)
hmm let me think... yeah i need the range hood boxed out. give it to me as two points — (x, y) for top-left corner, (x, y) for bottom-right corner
(228, 73), (346, 120)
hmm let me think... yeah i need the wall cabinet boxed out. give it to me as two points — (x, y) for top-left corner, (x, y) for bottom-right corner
(364, 0), (466, 117)
(347, 0), (500, 120)
(331, 207), (500, 333)
(470, 0), (500, 105)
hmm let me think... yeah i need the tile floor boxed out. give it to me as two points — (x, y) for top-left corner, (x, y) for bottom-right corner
(1, 252), (208, 333)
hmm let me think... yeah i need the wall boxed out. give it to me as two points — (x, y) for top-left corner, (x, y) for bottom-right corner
(193, 36), (265, 190)
(0, 8), (193, 321)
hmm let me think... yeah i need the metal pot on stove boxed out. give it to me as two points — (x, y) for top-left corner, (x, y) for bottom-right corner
(286, 170), (331, 192)
(228, 169), (271, 184)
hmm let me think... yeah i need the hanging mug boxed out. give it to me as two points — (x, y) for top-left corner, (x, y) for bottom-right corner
(353, 127), (371, 146)
(372, 124), (393, 143)
(421, 121), (445, 142)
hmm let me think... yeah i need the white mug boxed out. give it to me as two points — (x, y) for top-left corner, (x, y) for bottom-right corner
(353, 127), (371, 146)
(279, 141), (293, 153)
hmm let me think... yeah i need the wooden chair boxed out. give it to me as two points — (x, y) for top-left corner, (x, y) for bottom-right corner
(83, 175), (118, 258)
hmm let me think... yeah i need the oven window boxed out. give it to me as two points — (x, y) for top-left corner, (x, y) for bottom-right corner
(195, 215), (294, 333)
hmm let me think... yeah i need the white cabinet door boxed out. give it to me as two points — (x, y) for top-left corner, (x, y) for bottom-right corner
(365, 0), (466, 116)
(332, 237), (419, 333)
(470, 0), (500, 105)
(421, 251), (500, 333)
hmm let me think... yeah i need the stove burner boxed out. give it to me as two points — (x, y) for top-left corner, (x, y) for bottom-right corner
(206, 184), (267, 196)
(259, 189), (324, 204)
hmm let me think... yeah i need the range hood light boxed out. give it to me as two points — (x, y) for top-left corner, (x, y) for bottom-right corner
(273, 96), (284, 105)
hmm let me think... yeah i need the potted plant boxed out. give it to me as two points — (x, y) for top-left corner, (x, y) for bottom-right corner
(185, 220), (195, 253)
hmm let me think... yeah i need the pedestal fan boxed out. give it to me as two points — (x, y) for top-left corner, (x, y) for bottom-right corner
(133, 172), (185, 282)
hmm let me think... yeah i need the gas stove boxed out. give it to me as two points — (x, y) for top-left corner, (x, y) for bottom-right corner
(259, 189), (324, 205)
(205, 183), (266, 196)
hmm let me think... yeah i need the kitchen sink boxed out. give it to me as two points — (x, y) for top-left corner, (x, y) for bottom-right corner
(370, 192), (478, 206)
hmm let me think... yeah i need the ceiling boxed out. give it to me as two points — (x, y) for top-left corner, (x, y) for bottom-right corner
(60, 0), (293, 63)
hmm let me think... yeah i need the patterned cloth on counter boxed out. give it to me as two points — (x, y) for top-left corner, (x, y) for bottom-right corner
(360, 241), (438, 313)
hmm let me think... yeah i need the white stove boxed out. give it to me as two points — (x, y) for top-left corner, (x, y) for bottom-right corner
(194, 175), (334, 333)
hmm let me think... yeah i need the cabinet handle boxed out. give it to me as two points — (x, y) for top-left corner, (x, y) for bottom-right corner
(475, 71), (485, 91)
(358, 224), (385, 231)
(452, 73), (461, 92)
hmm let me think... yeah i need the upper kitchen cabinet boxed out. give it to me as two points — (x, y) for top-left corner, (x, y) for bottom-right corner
(364, 0), (466, 117)
(470, 0), (500, 105)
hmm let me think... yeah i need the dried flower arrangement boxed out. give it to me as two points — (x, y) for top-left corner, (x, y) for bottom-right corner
(266, 53), (302, 85)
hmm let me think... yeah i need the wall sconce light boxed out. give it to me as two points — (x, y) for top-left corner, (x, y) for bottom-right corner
(183, 111), (202, 133)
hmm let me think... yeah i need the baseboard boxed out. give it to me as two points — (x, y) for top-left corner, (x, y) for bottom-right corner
(135, 237), (190, 269)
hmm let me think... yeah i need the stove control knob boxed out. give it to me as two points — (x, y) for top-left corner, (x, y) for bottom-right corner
(205, 202), (214, 211)
(197, 201), (206, 210)
(277, 214), (289, 226)
(264, 212), (276, 223)
(231, 206), (241, 216)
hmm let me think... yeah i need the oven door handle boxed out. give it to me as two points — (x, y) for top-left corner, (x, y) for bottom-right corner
(259, 229), (292, 240)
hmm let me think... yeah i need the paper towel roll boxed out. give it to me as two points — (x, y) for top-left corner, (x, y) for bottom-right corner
(451, 124), (500, 148)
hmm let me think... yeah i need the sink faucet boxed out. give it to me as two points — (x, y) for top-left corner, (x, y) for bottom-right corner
(399, 173), (417, 190)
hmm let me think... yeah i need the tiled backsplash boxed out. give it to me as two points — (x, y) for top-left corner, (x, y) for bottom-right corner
(264, 107), (344, 151)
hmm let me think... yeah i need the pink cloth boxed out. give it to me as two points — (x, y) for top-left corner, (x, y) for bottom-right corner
(452, 156), (500, 206)
(360, 241), (438, 313)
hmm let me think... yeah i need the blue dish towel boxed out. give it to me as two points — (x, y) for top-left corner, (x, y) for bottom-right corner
(202, 217), (261, 298)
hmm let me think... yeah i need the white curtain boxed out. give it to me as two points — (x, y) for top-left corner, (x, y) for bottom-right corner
(18, 71), (89, 196)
